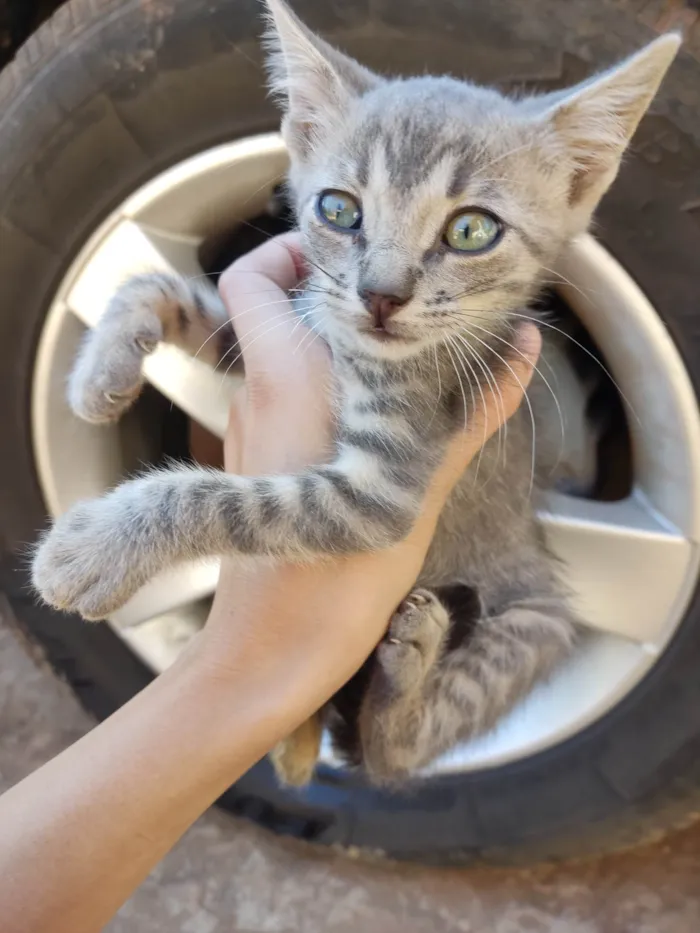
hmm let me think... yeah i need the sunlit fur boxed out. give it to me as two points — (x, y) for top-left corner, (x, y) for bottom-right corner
(32, 0), (680, 785)
(265, 2), (679, 365)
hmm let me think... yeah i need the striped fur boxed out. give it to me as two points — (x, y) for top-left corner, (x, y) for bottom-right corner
(32, 2), (679, 784)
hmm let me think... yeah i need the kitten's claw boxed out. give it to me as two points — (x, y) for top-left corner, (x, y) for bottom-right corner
(68, 344), (148, 424)
(32, 500), (150, 620)
(135, 335), (157, 354)
(103, 390), (134, 407)
(400, 591), (429, 609)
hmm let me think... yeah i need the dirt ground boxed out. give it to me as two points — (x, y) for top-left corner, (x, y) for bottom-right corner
(3, 608), (700, 933)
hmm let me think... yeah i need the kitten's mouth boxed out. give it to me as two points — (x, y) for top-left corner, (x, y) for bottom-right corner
(361, 325), (407, 344)
(371, 329), (402, 342)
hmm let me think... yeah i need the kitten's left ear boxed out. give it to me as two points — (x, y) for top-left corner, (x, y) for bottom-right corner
(541, 33), (681, 215)
(263, 0), (382, 159)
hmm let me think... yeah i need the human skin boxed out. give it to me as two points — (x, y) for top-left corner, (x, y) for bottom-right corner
(0, 234), (540, 933)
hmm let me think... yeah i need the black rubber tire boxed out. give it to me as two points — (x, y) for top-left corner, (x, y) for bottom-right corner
(2, 0), (700, 864)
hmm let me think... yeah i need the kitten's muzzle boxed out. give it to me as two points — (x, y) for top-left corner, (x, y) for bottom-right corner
(359, 287), (412, 330)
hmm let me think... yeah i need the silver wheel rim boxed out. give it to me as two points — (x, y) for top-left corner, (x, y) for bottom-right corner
(32, 134), (700, 774)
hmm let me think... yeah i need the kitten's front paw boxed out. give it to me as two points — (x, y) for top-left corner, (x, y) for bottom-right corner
(68, 326), (159, 424)
(374, 589), (450, 697)
(32, 500), (149, 620)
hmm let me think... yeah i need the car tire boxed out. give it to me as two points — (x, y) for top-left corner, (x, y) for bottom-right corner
(1, 0), (700, 864)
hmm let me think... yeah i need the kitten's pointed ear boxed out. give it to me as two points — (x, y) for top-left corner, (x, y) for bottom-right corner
(263, 0), (382, 159)
(541, 33), (680, 214)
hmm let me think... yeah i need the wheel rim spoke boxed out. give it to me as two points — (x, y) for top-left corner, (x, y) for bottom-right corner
(122, 133), (288, 243)
(111, 561), (220, 673)
(110, 559), (220, 630)
(539, 491), (695, 648)
(558, 238), (700, 538)
(66, 220), (202, 328)
(118, 602), (212, 674)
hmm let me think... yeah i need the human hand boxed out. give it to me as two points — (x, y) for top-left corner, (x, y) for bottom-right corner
(195, 232), (541, 727)
(219, 232), (334, 474)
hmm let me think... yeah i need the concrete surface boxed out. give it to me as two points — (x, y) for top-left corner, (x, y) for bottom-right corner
(3, 611), (700, 933)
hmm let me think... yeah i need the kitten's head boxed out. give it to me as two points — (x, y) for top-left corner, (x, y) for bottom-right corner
(264, 0), (679, 360)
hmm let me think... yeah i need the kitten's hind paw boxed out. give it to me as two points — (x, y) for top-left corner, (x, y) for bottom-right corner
(374, 589), (450, 697)
(357, 589), (451, 784)
(31, 500), (150, 620)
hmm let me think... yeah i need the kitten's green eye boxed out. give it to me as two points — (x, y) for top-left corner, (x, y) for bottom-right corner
(317, 190), (362, 231)
(443, 211), (501, 253)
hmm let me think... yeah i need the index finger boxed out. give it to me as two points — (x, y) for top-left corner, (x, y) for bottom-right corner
(218, 233), (303, 349)
(219, 231), (305, 300)
(217, 232), (327, 376)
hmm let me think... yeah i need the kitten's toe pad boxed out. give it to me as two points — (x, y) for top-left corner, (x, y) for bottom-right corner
(32, 500), (148, 620)
(387, 589), (449, 645)
(376, 588), (449, 692)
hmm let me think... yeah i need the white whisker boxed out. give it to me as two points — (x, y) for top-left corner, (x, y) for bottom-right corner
(467, 321), (566, 476)
(292, 311), (324, 357)
(443, 339), (469, 432)
(446, 336), (488, 486)
(470, 140), (537, 178)
(461, 325), (537, 496)
(538, 265), (602, 304)
(194, 296), (316, 362)
(295, 320), (326, 360)
(428, 342), (443, 428)
(219, 308), (318, 384)
(508, 312), (640, 425)
(454, 333), (507, 480)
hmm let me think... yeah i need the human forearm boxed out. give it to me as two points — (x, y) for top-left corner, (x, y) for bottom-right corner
(0, 635), (313, 933)
(0, 234), (539, 933)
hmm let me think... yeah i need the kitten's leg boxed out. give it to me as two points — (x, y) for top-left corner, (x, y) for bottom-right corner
(359, 589), (577, 784)
(356, 589), (451, 780)
(270, 714), (323, 787)
(34, 345), (435, 619)
(68, 272), (236, 424)
(32, 451), (421, 619)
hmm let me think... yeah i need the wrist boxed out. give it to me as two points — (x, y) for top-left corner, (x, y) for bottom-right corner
(176, 602), (326, 747)
(147, 643), (304, 787)
(191, 559), (389, 723)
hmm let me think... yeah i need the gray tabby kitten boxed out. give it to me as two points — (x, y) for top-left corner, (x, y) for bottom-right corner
(32, 0), (679, 785)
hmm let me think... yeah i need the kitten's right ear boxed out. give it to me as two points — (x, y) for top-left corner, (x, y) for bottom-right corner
(539, 33), (680, 220)
(263, 0), (381, 159)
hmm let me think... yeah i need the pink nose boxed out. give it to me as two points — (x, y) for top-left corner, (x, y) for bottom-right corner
(359, 289), (410, 328)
